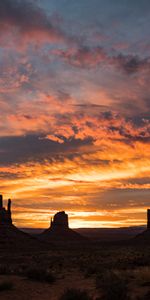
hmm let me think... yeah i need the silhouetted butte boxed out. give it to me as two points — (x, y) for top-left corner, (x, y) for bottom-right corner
(40, 211), (86, 242)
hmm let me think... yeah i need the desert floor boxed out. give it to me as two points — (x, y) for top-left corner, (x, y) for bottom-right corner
(0, 243), (150, 300)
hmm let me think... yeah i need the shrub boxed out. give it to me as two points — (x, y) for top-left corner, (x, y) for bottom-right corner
(0, 280), (13, 292)
(85, 265), (97, 277)
(59, 288), (93, 300)
(96, 270), (129, 300)
(26, 267), (56, 283)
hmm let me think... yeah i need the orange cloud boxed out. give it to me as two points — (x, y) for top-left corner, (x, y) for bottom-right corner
(0, 135), (149, 228)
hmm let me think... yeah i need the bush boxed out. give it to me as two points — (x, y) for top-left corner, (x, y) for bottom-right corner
(59, 288), (93, 300)
(26, 267), (56, 283)
(0, 280), (13, 292)
(142, 291), (150, 300)
(96, 270), (129, 300)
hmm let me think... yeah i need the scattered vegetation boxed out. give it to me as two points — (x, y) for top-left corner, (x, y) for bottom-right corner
(26, 267), (56, 283)
(0, 244), (150, 299)
(59, 288), (93, 300)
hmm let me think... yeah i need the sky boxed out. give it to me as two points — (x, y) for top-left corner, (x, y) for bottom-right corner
(0, 0), (150, 228)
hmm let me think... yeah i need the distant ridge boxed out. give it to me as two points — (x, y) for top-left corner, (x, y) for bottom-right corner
(21, 226), (146, 242)
(134, 229), (150, 244)
(75, 226), (146, 242)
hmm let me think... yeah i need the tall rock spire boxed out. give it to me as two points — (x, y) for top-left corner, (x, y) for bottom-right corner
(0, 196), (12, 225)
(147, 209), (150, 230)
(7, 199), (11, 212)
(0, 195), (3, 209)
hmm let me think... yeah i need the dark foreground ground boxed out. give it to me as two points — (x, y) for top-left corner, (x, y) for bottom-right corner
(0, 241), (150, 300)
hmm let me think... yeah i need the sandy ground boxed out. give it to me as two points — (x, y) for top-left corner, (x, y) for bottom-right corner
(0, 271), (98, 300)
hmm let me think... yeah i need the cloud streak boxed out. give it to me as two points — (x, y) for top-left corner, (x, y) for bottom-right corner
(51, 46), (150, 74)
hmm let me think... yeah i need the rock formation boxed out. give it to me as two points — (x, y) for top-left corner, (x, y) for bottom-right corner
(0, 194), (44, 251)
(40, 211), (86, 242)
(134, 209), (150, 244)
(50, 211), (69, 229)
(147, 209), (150, 230)
(0, 195), (12, 225)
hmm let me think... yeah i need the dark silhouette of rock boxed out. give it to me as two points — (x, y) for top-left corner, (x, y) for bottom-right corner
(51, 211), (69, 229)
(0, 195), (12, 225)
(40, 211), (87, 242)
(147, 209), (150, 229)
(0, 194), (45, 251)
(134, 209), (150, 244)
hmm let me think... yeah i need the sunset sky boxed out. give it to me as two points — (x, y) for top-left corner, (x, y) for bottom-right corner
(0, 0), (150, 228)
